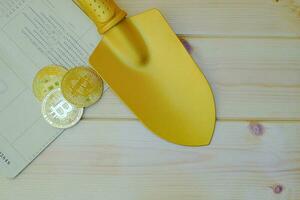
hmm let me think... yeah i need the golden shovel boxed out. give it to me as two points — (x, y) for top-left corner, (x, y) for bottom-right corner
(74, 0), (216, 146)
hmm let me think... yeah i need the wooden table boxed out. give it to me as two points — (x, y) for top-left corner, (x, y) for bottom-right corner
(1, 0), (300, 199)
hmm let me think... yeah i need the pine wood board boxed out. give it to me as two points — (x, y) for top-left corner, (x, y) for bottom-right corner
(116, 0), (300, 37)
(2, 1), (300, 200)
(0, 120), (299, 200)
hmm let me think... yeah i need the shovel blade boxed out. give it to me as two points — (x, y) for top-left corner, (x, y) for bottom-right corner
(90, 9), (216, 146)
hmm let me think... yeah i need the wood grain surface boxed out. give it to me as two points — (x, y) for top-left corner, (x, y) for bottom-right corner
(1, 121), (300, 199)
(1, 0), (300, 200)
(116, 0), (300, 36)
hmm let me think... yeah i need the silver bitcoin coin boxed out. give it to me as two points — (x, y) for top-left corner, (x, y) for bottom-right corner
(41, 88), (84, 129)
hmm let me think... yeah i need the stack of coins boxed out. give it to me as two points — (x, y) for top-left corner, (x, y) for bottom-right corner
(33, 65), (104, 129)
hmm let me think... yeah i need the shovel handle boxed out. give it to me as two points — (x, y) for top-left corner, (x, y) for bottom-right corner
(73, 0), (127, 33)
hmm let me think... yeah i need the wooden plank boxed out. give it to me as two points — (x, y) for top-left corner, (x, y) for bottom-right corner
(0, 120), (299, 200)
(85, 38), (300, 120)
(115, 0), (300, 36)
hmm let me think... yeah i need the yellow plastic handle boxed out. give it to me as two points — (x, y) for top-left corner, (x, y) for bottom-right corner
(73, 0), (127, 33)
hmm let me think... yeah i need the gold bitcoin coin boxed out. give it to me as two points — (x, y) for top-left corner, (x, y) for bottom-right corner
(33, 65), (68, 101)
(61, 66), (103, 108)
(42, 88), (84, 129)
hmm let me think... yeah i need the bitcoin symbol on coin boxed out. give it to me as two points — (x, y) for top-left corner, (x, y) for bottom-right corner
(50, 100), (73, 119)
(61, 67), (103, 108)
(42, 88), (83, 129)
(71, 73), (94, 96)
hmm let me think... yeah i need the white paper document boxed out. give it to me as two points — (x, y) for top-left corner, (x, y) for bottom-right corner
(0, 0), (100, 178)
